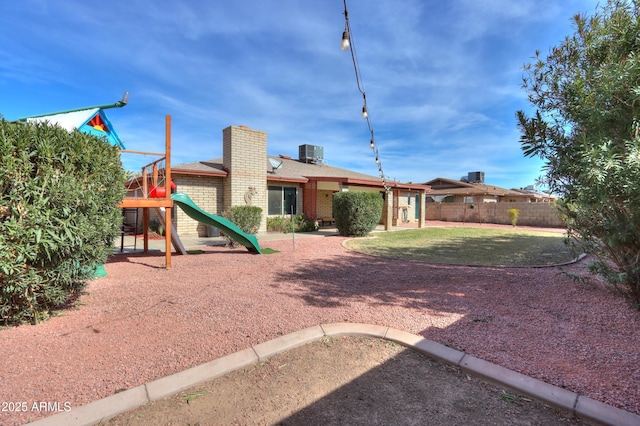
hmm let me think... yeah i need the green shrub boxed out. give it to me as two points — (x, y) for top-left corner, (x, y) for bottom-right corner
(267, 215), (288, 233)
(507, 208), (520, 227)
(294, 214), (319, 232)
(333, 191), (383, 237)
(222, 205), (262, 247)
(229, 205), (262, 234)
(267, 214), (318, 233)
(0, 119), (126, 325)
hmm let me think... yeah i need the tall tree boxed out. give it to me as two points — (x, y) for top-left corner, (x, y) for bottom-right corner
(517, 0), (640, 307)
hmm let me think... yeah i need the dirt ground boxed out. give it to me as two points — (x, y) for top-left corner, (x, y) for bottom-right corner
(107, 335), (585, 425)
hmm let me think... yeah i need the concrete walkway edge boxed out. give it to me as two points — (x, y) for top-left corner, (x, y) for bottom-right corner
(27, 323), (640, 426)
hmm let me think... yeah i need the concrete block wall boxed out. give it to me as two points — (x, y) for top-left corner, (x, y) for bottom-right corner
(424, 202), (564, 228)
(223, 126), (268, 234)
(494, 202), (564, 227)
(174, 175), (224, 236)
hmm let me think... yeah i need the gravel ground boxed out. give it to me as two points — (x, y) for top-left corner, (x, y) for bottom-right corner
(1, 229), (639, 425)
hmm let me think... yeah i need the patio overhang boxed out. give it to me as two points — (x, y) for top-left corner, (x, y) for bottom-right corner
(306, 176), (430, 192)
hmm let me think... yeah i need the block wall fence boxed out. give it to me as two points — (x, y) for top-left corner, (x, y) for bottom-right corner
(424, 202), (565, 228)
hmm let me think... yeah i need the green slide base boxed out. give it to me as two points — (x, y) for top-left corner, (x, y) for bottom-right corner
(171, 193), (262, 254)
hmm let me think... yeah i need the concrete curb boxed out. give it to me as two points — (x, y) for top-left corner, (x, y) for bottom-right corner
(27, 323), (640, 426)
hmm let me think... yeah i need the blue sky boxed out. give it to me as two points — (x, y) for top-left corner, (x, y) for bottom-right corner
(1, 0), (600, 190)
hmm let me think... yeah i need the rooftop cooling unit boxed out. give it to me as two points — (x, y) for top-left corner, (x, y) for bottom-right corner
(467, 171), (485, 183)
(299, 144), (324, 164)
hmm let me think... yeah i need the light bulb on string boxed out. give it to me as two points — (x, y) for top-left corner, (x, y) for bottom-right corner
(342, 0), (391, 192)
(341, 29), (350, 51)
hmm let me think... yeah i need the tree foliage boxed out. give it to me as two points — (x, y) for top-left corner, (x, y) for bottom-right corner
(333, 191), (383, 237)
(0, 119), (126, 325)
(517, 0), (640, 307)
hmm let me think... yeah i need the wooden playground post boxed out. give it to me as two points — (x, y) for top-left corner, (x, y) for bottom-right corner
(164, 115), (172, 268)
(118, 114), (175, 269)
(152, 163), (158, 188)
(142, 167), (148, 200)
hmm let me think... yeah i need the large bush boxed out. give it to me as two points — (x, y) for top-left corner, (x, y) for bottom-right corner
(517, 1), (640, 307)
(0, 119), (126, 325)
(333, 191), (383, 237)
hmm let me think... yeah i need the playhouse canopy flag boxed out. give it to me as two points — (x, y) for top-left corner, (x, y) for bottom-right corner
(22, 107), (125, 149)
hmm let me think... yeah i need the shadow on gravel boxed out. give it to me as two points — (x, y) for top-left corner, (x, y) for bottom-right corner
(106, 247), (254, 269)
(272, 250), (522, 315)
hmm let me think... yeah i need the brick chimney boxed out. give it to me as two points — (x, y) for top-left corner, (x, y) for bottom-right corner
(222, 125), (267, 234)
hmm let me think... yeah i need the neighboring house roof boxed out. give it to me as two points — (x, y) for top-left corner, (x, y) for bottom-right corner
(424, 177), (554, 201)
(20, 107), (125, 149)
(173, 155), (429, 191)
(511, 188), (556, 201)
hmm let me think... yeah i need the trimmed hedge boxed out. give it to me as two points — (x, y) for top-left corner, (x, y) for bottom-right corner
(333, 191), (383, 237)
(0, 119), (126, 325)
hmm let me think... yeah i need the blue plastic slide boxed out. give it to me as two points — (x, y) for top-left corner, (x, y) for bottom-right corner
(171, 193), (262, 254)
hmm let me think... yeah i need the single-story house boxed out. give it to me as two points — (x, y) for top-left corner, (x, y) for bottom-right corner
(171, 125), (431, 236)
(424, 175), (555, 204)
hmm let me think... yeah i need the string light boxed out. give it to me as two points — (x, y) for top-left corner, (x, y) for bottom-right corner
(341, 29), (350, 51)
(341, 0), (391, 192)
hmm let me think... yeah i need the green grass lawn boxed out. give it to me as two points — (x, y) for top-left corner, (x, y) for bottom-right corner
(344, 227), (577, 267)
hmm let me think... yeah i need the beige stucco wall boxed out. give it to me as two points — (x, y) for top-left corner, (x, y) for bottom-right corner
(424, 201), (564, 228)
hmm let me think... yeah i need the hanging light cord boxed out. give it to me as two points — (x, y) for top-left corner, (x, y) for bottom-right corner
(342, 0), (391, 191)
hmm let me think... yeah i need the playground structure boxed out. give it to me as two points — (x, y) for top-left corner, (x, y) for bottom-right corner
(20, 96), (263, 269)
(119, 115), (262, 268)
(120, 116), (263, 268)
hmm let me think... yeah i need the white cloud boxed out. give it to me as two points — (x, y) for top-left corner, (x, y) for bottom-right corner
(0, 0), (602, 190)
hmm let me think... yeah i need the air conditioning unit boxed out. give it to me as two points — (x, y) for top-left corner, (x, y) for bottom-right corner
(299, 144), (324, 163)
(467, 171), (485, 183)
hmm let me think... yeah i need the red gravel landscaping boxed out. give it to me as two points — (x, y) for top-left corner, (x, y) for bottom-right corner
(1, 229), (639, 425)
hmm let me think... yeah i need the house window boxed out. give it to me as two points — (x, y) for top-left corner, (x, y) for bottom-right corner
(464, 196), (474, 203)
(268, 186), (297, 215)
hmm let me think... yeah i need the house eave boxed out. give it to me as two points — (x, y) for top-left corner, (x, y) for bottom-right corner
(172, 168), (228, 178)
(267, 175), (308, 184)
